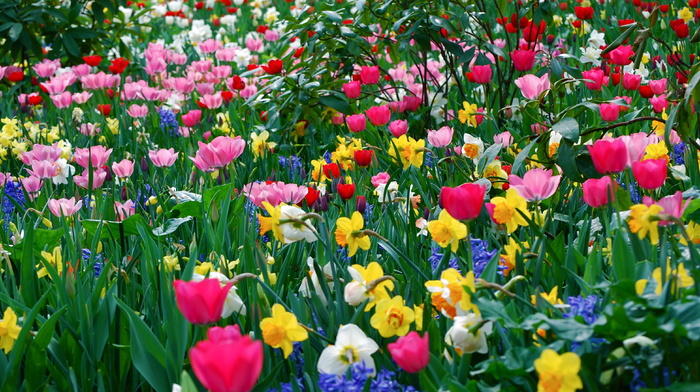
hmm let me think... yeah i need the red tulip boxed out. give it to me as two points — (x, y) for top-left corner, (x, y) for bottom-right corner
(354, 150), (374, 167)
(388, 331), (430, 373)
(190, 325), (263, 392)
(440, 183), (486, 221)
(337, 183), (356, 200)
(82, 55), (103, 66)
(173, 279), (232, 324)
(587, 139), (628, 174)
(261, 59), (283, 74)
(632, 159), (667, 190)
(322, 163), (341, 179)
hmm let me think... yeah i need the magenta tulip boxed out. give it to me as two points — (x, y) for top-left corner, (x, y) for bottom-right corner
(173, 279), (232, 325)
(632, 159), (667, 190)
(441, 183), (486, 220)
(388, 332), (430, 373)
(587, 139), (628, 174)
(582, 177), (616, 208)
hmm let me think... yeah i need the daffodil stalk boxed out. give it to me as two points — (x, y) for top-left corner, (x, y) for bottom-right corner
(365, 275), (396, 292)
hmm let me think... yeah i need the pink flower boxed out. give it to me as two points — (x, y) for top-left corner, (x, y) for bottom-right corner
(582, 68), (607, 90)
(471, 65), (492, 84)
(73, 146), (113, 169)
(649, 78), (667, 95)
(511, 50), (536, 71)
(127, 104), (149, 118)
(427, 126), (454, 148)
(599, 103), (621, 122)
(342, 81), (362, 99)
(199, 39), (223, 54)
(21, 176), (43, 194)
(242, 182), (308, 207)
(173, 279), (232, 325)
(189, 325), (263, 392)
(359, 65), (380, 84)
(365, 105), (391, 126)
(619, 133), (649, 167)
(493, 131), (513, 147)
(649, 94), (668, 113)
(388, 119), (408, 137)
(587, 139), (628, 174)
(79, 123), (100, 136)
(149, 148), (178, 168)
(73, 168), (108, 189)
(622, 73), (641, 91)
(514, 74), (550, 100)
(33, 59), (61, 78)
(48, 197), (83, 217)
(609, 45), (634, 65)
(201, 93), (223, 109)
(582, 177), (616, 208)
(371, 172), (391, 187)
(72, 91), (93, 104)
(402, 95), (421, 111)
(182, 110), (202, 127)
(508, 168), (561, 202)
(50, 92), (72, 109)
(28, 160), (59, 179)
(112, 159), (134, 179)
(346, 114), (367, 133)
(632, 159), (667, 190)
(115, 200), (136, 221)
(441, 183), (486, 220)
(643, 191), (689, 226)
(387, 332), (430, 373)
(21, 144), (62, 165)
(190, 136), (246, 172)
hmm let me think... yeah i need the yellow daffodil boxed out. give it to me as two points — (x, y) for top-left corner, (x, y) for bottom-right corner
(644, 141), (669, 162)
(311, 158), (329, 182)
(458, 101), (479, 127)
(370, 295), (415, 338)
(680, 221), (700, 245)
(388, 135), (424, 170)
(500, 237), (526, 276)
(535, 349), (583, 392)
(259, 201), (284, 242)
(531, 286), (564, 306)
(162, 255), (181, 272)
(259, 304), (308, 358)
(628, 204), (664, 245)
(250, 131), (277, 158)
(483, 160), (508, 190)
(0, 307), (22, 354)
(428, 209), (467, 252)
(636, 261), (694, 296)
(335, 212), (371, 257)
(414, 304), (424, 331)
(345, 261), (394, 311)
(37, 246), (63, 279)
(487, 188), (531, 233)
(425, 269), (479, 319)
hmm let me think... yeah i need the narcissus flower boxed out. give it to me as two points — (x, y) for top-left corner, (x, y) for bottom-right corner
(0, 307), (22, 354)
(534, 349), (583, 392)
(388, 135), (425, 170)
(344, 261), (394, 310)
(259, 304), (308, 358)
(335, 212), (371, 257)
(627, 203), (664, 245)
(317, 324), (379, 376)
(636, 261), (694, 295)
(425, 269), (479, 319)
(486, 188), (531, 233)
(370, 295), (415, 338)
(258, 202), (317, 244)
(445, 313), (492, 355)
(458, 101), (480, 127)
(428, 209), (468, 252)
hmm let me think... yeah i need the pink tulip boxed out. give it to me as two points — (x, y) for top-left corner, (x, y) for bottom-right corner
(582, 68), (607, 91)
(621, 73), (641, 91)
(115, 200), (136, 221)
(80, 72), (119, 90)
(149, 148), (178, 168)
(73, 169), (108, 190)
(48, 197), (83, 217)
(196, 83), (216, 96)
(511, 50), (536, 71)
(79, 123), (101, 136)
(441, 183), (486, 220)
(619, 133), (649, 167)
(514, 74), (550, 100)
(471, 65), (492, 84)
(493, 131), (513, 147)
(21, 176), (43, 194)
(649, 95), (668, 113)
(21, 144), (62, 165)
(182, 110), (202, 127)
(388, 119), (408, 137)
(242, 181), (308, 207)
(342, 81), (362, 99)
(72, 91), (93, 104)
(359, 65), (380, 84)
(112, 159), (135, 179)
(371, 172), (391, 187)
(402, 95), (421, 111)
(33, 59), (61, 78)
(50, 92), (73, 109)
(508, 168), (561, 202)
(366, 105), (391, 126)
(28, 160), (59, 179)
(644, 191), (689, 226)
(73, 146), (113, 169)
(649, 78), (667, 95)
(199, 39), (223, 54)
(189, 325), (263, 392)
(388, 331), (430, 373)
(609, 45), (634, 65)
(190, 136), (246, 172)
(587, 139), (628, 174)
(173, 279), (232, 324)
(599, 103), (620, 122)
(632, 159), (667, 190)
(171, 77), (196, 94)
(582, 177), (616, 208)
(127, 104), (149, 118)
(346, 114), (367, 133)
(201, 93), (223, 109)
(427, 126), (454, 148)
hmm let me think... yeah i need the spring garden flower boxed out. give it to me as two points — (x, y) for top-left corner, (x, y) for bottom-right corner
(486, 188), (531, 233)
(335, 212), (371, 257)
(534, 349), (583, 392)
(388, 135), (425, 170)
(425, 269), (479, 318)
(260, 304), (308, 358)
(344, 262), (394, 310)
(428, 209), (468, 252)
(317, 324), (379, 376)
(370, 295), (415, 338)
(0, 307), (22, 354)
(445, 312), (492, 355)
(627, 203), (664, 245)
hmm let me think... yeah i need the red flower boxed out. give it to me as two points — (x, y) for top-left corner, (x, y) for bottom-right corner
(261, 59), (283, 75)
(293, 47), (305, 58)
(221, 90), (233, 102)
(322, 163), (341, 179)
(587, 139), (628, 174)
(230, 75), (246, 90)
(7, 71), (25, 82)
(354, 150), (374, 167)
(574, 6), (594, 19)
(83, 55), (103, 66)
(256, 25), (269, 34)
(97, 104), (111, 116)
(108, 57), (129, 74)
(304, 187), (320, 207)
(28, 95), (42, 106)
(638, 85), (654, 99)
(440, 183), (486, 221)
(337, 183), (356, 200)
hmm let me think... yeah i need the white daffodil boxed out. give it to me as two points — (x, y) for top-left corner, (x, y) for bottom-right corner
(192, 272), (246, 317)
(300, 257), (334, 306)
(278, 205), (317, 244)
(375, 181), (398, 203)
(445, 313), (492, 354)
(462, 134), (485, 163)
(317, 324), (379, 376)
(52, 158), (74, 185)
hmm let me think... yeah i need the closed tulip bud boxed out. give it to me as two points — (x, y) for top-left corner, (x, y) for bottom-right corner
(356, 195), (367, 213)
(315, 193), (330, 212)
(388, 332), (430, 373)
(588, 139), (628, 174)
(632, 159), (667, 190)
(582, 176), (616, 208)
(354, 150), (374, 167)
(337, 183), (356, 201)
(173, 279), (232, 324)
(440, 183), (486, 220)
(140, 156), (149, 173)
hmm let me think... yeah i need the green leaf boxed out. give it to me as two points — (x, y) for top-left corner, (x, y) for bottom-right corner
(8, 23), (22, 42)
(601, 23), (637, 55)
(552, 117), (579, 142)
(179, 371), (198, 392)
(152, 217), (192, 237)
(612, 230), (634, 282)
(33, 307), (67, 349)
(322, 11), (342, 23)
(318, 94), (353, 115)
(511, 137), (538, 175)
(82, 214), (152, 240)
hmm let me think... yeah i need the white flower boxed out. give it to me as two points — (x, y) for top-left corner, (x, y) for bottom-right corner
(445, 313), (492, 354)
(52, 158), (74, 185)
(233, 48), (252, 69)
(462, 134), (484, 163)
(375, 181), (398, 203)
(317, 324), (379, 376)
(188, 20), (212, 44)
(579, 46), (602, 67)
(192, 272), (246, 316)
(278, 205), (317, 244)
(343, 266), (369, 306)
(587, 29), (606, 48)
(300, 257), (334, 306)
